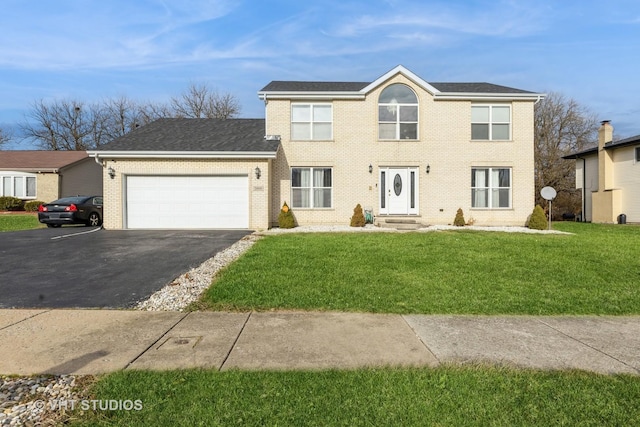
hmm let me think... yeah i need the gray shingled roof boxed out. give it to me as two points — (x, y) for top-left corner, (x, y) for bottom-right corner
(96, 118), (277, 152)
(429, 82), (534, 94)
(563, 134), (640, 159)
(260, 81), (533, 94)
(260, 81), (370, 92)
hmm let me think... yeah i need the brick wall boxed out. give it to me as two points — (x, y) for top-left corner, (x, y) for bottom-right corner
(267, 74), (536, 227)
(101, 158), (270, 230)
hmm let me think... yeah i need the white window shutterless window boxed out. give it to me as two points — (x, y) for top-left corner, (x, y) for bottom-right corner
(291, 104), (332, 140)
(0, 174), (36, 198)
(291, 168), (332, 208)
(471, 168), (511, 208)
(471, 105), (511, 140)
(378, 84), (418, 140)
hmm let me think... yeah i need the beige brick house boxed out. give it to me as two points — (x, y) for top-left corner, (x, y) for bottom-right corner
(90, 65), (543, 230)
(564, 121), (640, 223)
(0, 151), (102, 204)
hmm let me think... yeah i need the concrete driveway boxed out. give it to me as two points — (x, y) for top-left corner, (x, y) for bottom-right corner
(0, 227), (251, 309)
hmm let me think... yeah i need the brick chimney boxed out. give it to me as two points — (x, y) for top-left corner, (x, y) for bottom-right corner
(597, 120), (614, 191)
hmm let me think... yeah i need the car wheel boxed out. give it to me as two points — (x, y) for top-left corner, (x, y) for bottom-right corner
(87, 212), (102, 227)
(47, 224), (61, 228)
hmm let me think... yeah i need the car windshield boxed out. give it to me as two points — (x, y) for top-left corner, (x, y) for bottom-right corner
(50, 197), (88, 205)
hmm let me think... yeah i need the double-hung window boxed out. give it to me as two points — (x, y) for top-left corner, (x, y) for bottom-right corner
(291, 167), (332, 208)
(378, 84), (418, 140)
(471, 168), (511, 208)
(471, 105), (511, 140)
(1, 174), (36, 198)
(291, 104), (332, 140)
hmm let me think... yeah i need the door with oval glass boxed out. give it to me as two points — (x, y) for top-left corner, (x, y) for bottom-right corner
(379, 167), (418, 215)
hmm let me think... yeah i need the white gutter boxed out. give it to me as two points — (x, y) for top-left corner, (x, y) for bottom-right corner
(87, 150), (278, 160)
(258, 91), (365, 100)
(433, 92), (545, 101)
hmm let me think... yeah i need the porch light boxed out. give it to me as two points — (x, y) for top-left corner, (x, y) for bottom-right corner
(254, 166), (261, 179)
(426, 164), (430, 174)
(108, 167), (116, 179)
(368, 164), (373, 174)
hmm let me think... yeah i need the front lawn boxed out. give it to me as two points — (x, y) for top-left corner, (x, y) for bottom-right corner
(71, 367), (640, 426)
(201, 223), (640, 315)
(0, 213), (43, 232)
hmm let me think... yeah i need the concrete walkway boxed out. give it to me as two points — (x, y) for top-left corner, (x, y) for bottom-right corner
(1, 310), (639, 376)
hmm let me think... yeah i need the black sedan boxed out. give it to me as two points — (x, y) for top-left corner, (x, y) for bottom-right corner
(38, 196), (103, 228)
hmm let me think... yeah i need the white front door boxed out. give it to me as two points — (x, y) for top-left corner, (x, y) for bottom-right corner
(379, 167), (419, 215)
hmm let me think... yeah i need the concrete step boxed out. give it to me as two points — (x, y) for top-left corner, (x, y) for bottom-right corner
(375, 217), (428, 230)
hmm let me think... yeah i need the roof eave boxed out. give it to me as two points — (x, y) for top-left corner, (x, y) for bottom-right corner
(88, 150), (278, 160)
(434, 92), (545, 101)
(258, 91), (365, 100)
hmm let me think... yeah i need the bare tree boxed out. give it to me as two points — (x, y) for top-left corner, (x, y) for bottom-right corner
(0, 127), (11, 149)
(534, 92), (599, 218)
(170, 82), (240, 119)
(21, 99), (92, 150)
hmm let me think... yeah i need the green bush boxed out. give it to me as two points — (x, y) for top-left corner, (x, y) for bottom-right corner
(24, 201), (45, 212)
(350, 204), (366, 227)
(528, 205), (548, 230)
(453, 208), (465, 227)
(278, 202), (296, 229)
(0, 196), (24, 211)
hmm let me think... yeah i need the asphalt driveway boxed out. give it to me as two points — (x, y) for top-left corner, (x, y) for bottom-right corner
(0, 227), (251, 309)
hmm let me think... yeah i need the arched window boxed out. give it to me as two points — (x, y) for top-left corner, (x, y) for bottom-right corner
(378, 84), (418, 140)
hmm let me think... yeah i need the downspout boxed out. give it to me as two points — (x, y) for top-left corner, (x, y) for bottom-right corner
(578, 156), (586, 222)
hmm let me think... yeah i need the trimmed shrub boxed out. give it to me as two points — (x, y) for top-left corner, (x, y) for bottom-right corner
(278, 202), (296, 229)
(528, 205), (548, 230)
(0, 196), (24, 211)
(24, 201), (45, 212)
(350, 204), (366, 227)
(453, 208), (465, 227)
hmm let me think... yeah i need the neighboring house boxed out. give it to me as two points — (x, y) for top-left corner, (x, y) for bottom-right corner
(89, 65), (543, 230)
(563, 121), (640, 223)
(0, 151), (103, 204)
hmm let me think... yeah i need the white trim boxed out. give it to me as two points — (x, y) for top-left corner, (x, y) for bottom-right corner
(88, 151), (277, 159)
(258, 92), (365, 100)
(362, 65), (440, 95)
(435, 93), (544, 101)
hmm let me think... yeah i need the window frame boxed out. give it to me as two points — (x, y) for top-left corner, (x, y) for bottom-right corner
(471, 167), (512, 209)
(635, 146), (640, 163)
(291, 103), (333, 141)
(378, 84), (419, 140)
(0, 173), (37, 199)
(291, 167), (333, 209)
(471, 104), (512, 141)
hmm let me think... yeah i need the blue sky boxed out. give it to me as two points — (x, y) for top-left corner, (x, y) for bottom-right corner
(1, 0), (639, 149)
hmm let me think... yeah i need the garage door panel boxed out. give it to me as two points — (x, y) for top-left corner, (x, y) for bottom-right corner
(126, 176), (248, 229)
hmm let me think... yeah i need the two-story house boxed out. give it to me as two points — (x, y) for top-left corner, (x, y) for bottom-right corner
(90, 65), (543, 230)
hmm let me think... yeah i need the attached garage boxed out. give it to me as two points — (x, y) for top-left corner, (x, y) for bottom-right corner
(88, 118), (279, 230)
(126, 175), (249, 229)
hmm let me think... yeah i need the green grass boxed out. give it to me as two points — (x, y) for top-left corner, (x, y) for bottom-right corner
(0, 213), (43, 231)
(70, 367), (640, 426)
(200, 222), (640, 315)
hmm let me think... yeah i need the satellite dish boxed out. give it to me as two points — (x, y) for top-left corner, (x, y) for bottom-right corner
(540, 186), (557, 201)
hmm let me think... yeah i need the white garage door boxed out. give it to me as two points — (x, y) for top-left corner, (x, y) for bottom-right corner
(126, 175), (249, 229)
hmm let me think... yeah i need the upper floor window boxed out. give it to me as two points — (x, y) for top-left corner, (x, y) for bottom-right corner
(1, 174), (36, 199)
(378, 84), (418, 140)
(471, 105), (511, 140)
(635, 146), (640, 162)
(291, 103), (332, 140)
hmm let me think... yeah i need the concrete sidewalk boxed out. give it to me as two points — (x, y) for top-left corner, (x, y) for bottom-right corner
(1, 310), (639, 376)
